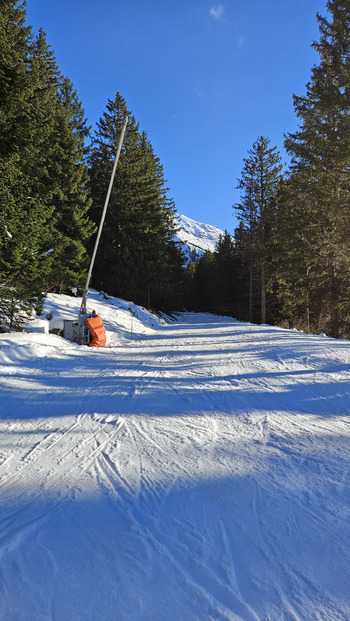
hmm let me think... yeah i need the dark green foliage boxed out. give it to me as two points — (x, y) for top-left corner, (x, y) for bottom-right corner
(188, 1), (350, 337)
(44, 74), (95, 292)
(223, 1), (350, 337)
(88, 92), (185, 311)
(0, 2), (94, 327)
(0, 283), (44, 329)
(0, 1), (52, 325)
(0, 0), (32, 158)
(188, 251), (216, 312)
(26, 30), (95, 293)
(234, 136), (283, 324)
(281, 0), (350, 337)
(211, 232), (237, 316)
(185, 232), (244, 318)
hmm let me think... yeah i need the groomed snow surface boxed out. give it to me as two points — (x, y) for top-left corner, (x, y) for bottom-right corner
(0, 291), (349, 621)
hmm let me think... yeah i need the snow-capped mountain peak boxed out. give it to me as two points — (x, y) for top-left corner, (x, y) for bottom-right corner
(174, 213), (225, 262)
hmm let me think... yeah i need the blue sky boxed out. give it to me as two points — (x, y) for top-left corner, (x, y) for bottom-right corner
(26, 0), (328, 233)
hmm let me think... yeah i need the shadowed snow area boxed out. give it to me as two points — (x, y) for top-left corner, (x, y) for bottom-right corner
(0, 292), (349, 620)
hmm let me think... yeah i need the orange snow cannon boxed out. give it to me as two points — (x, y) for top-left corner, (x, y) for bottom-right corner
(85, 311), (106, 347)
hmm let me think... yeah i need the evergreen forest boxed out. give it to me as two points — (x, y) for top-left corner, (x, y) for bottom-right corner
(1, 0), (350, 339)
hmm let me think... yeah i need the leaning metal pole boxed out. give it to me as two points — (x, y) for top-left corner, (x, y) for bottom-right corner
(81, 116), (128, 314)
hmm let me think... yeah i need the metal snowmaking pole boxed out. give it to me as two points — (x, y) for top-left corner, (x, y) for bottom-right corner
(81, 116), (128, 315)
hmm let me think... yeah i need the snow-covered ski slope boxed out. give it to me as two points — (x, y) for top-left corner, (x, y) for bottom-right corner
(0, 291), (349, 621)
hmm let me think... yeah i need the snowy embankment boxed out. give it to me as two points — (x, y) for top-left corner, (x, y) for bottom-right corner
(0, 291), (349, 621)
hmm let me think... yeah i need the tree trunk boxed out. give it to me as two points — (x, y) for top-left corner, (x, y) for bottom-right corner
(249, 256), (253, 322)
(261, 262), (266, 324)
(329, 255), (339, 338)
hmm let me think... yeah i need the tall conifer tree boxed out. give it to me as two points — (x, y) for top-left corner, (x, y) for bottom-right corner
(0, 1), (51, 325)
(283, 0), (350, 337)
(88, 92), (184, 309)
(49, 76), (95, 292)
(28, 29), (94, 292)
(0, 4), (94, 326)
(234, 136), (283, 323)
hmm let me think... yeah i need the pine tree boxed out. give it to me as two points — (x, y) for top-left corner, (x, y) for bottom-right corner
(234, 136), (283, 323)
(0, 0), (32, 157)
(88, 92), (184, 310)
(28, 30), (95, 292)
(0, 1), (52, 325)
(283, 0), (350, 337)
(46, 74), (95, 292)
(88, 93), (138, 296)
(0, 6), (95, 328)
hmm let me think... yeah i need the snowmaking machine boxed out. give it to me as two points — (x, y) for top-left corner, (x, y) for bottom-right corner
(63, 116), (128, 346)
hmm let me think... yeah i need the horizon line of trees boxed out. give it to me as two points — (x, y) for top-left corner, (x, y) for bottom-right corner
(1, 0), (350, 340)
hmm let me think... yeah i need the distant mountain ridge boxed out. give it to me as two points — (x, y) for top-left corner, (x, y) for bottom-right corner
(174, 213), (225, 262)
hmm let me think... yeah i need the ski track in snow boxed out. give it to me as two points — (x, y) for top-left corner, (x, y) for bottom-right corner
(0, 305), (349, 621)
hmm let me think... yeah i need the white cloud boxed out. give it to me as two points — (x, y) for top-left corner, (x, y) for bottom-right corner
(209, 4), (225, 21)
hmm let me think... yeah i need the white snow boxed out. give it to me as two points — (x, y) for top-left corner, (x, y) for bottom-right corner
(0, 291), (349, 621)
(174, 213), (225, 261)
(4, 226), (12, 239)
